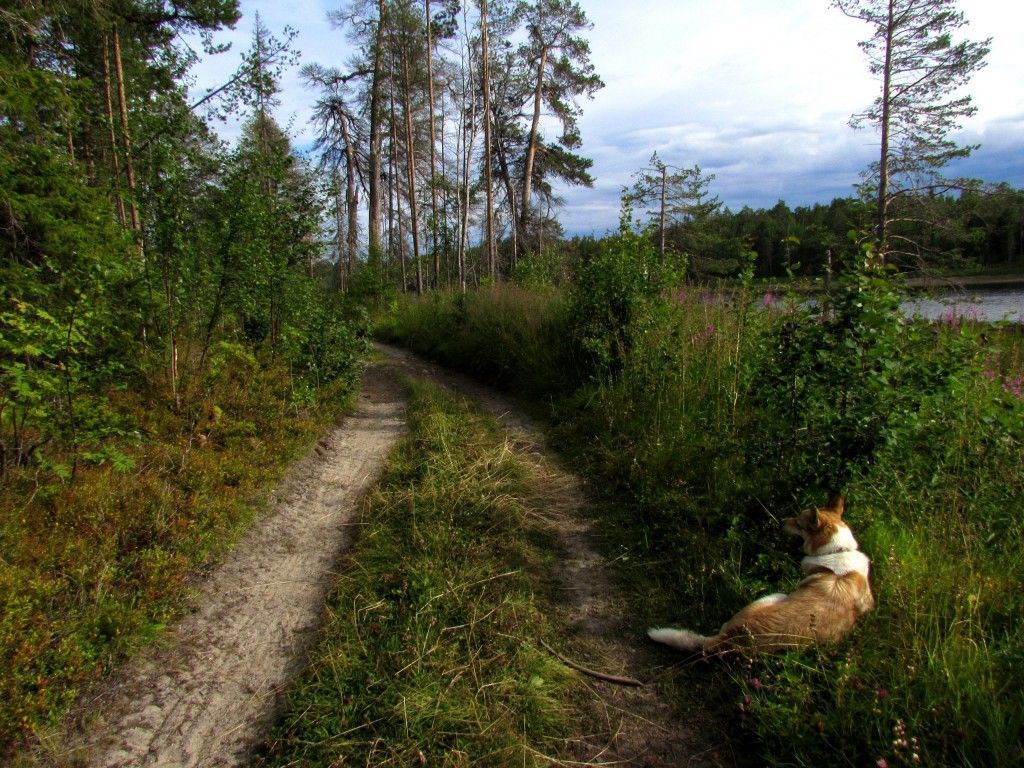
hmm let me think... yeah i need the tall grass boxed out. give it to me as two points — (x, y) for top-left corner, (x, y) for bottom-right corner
(378, 286), (580, 399)
(381, 285), (1024, 767)
(0, 344), (357, 756)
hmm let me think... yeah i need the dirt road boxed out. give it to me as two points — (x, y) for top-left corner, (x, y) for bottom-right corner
(378, 344), (736, 766)
(50, 346), (733, 767)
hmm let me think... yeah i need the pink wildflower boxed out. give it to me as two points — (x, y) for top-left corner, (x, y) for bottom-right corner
(963, 305), (987, 323)
(877, 759), (889, 768)
(762, 291), (776, 308)
(676, 289), (688, 303)
(690, 323), (716, 345)
(1003, 372), (1024, 399)
(751, 678), (763, 690)
(876, 687), (890, 699)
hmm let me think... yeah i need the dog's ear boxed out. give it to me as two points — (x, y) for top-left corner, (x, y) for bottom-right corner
(810, 508), (821, 528)
(827, 494), (846, 518)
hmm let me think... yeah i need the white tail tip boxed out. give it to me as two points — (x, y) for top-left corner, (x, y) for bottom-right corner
(647, 627), (707, 652)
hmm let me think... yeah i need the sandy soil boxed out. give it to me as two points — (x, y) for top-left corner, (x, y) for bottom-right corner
(49, 363), (407, 768)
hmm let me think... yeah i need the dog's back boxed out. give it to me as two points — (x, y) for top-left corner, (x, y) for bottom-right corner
(705, 568), (874, 655)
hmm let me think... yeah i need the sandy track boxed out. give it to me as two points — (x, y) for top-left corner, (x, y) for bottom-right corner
(56, 363), (407, 768)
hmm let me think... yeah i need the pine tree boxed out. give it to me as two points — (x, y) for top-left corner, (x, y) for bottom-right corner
(835, 0), (989, 261)
(627, 153), (720, 265)
(517, 0), (602, 254)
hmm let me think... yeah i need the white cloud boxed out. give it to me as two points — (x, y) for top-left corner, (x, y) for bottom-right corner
(188, 0), (1024, 233)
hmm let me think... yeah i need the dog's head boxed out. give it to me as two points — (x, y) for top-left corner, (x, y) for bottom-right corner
(783, 495), (857, 555)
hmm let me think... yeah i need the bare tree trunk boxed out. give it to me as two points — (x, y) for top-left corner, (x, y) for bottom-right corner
(494, 123), (519, 268)
(457, 6), (475, 293)
(339, 112), (360, 277)
(112, 27), (140, 235)
(402, 52), (422, 295)
(101, 34), (126, 227)
(368, 0), (387, 259)
(390, 88), (407, 290)
(440, 75), (451, 287)
(876, 0), (895, 263)
(425, 0), (441, 287)
(520, 45), (548, 251)
(659, 163), (667, 262)
(480, 0), (497, 280)
(459, 64), (477, 292)
(334, 168), (347, 290)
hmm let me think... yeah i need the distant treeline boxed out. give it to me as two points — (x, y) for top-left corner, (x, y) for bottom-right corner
(552, 185), (1024, 281)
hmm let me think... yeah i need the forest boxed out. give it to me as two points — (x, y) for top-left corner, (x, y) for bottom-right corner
(2, 0), (1023, 766)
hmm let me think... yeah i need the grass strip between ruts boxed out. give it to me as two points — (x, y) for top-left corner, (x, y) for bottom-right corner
(256, 379), (588, 767)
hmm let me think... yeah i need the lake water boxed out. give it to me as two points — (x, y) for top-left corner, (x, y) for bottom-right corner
(901, 288), (1024, 324)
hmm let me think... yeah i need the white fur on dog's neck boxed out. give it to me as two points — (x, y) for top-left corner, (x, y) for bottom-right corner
(807, 523), (859, 556)
(802, 550), (870, 578)
(801, 525), (869, 578)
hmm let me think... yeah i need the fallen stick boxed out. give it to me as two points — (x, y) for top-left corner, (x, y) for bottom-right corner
(540, 640), (644, 687)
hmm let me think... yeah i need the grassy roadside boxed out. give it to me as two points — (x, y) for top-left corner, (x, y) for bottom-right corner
(256, 379), (590, 767)
(378, 285), (1024, 767)
(0, 348), (358, 757)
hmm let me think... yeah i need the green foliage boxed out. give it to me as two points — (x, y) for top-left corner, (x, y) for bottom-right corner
(382, 273), (1024, 766)
(512, 248), (566, 288)
(377, 286), (576, 399)
(0, 91), (144, 474)
(749, 240), (978, 499)
(0, 3), (368, 757)
(565, 203), (672, 377)
(287, 293), (369, 390)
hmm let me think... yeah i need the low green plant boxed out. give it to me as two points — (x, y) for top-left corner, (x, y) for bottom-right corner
(0, 350), (356, 756)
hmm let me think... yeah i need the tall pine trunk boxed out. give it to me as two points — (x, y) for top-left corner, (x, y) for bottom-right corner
(101, 33), (126, 227)
(480, 0), (497, 280)
(340, 113), (360, 279)
(112, 27), (140, 235)
(402, 52), (422, 295)
(425, 0), (441, 287)
(520, 46), (548, 251)
(367, 0), (387, 260)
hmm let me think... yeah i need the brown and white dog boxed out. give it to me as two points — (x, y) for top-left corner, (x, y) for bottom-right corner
(648, 496), (874, 656)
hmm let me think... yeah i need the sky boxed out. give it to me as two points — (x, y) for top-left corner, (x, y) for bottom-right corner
(185, 0), (1024, 236)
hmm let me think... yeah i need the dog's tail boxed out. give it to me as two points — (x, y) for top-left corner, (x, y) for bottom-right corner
(647, 627), (709, 652)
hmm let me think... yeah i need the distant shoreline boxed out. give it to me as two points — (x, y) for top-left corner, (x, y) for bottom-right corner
(744, 272), (1024, 294)
(903, 273), (1024, 290)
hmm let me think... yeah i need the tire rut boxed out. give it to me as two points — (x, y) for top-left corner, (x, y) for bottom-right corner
(377, 343), (737, 767)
